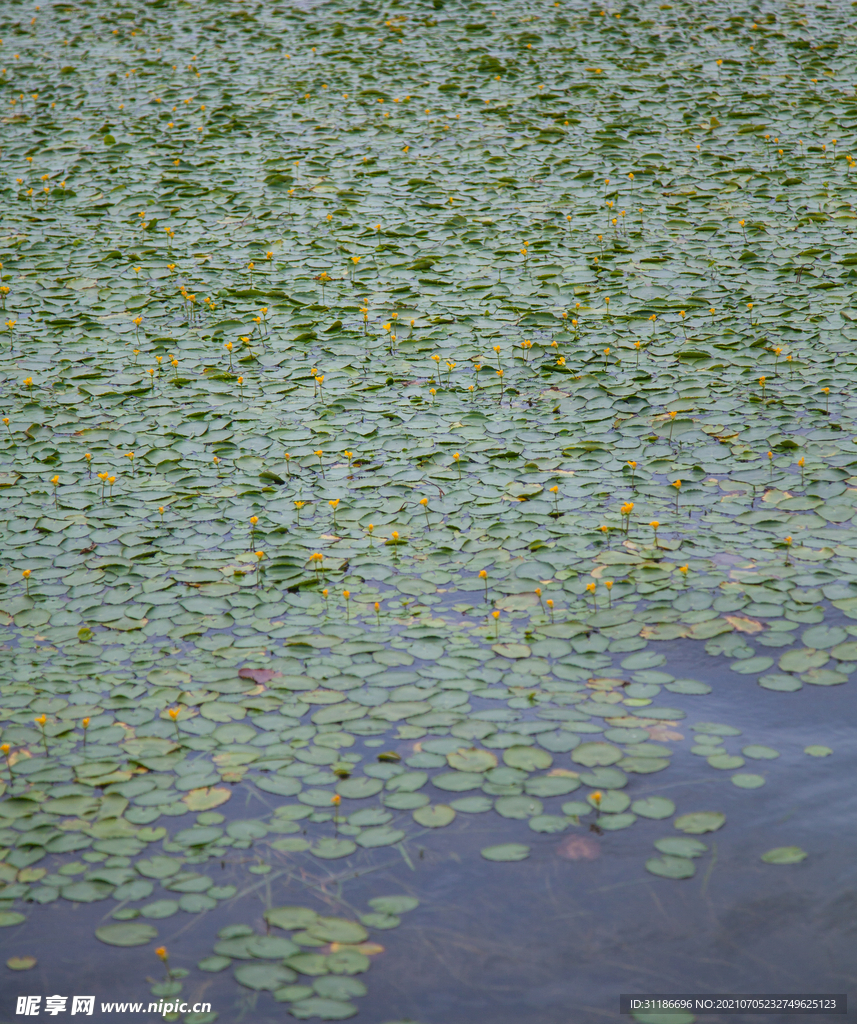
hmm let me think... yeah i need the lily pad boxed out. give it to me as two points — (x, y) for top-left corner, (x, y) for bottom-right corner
(413, 804), (456, 828)
(571, 742), (623, 767)
(631, 797), (675, 819)
(732, 773), (766, 789)
(502, 746), (553, 771)
(235, 962), (298, 991)
(674, 812), (725, 834)
(355, 827), (405, 848)
(446, 748), (497, 773)
(645, 855), (696, 879)
(368, 896), (419, 914)
(289, 997), (357, 1020)
(95, 923), (158, 947)
(312, 838), (357, 859)
(654, 837), (707, 858)
(481, 844), (530, 862)
(761, 846), (808, 864)
(6, 956), (37, 970)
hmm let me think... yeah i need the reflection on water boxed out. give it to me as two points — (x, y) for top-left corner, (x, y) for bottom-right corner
(1, 638), (854, 1024)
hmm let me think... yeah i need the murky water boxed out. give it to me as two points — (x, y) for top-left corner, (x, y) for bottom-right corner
(4, 633), (853, 1024)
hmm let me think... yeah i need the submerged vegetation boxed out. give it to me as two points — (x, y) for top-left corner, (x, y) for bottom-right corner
(0, 0), (854, 1019)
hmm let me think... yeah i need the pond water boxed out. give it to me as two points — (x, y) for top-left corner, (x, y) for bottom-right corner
(2, 629), (853, 1024)
(2, 0), (857, 1019)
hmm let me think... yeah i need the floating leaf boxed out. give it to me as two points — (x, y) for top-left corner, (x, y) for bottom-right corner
(645, 856), (696, 879)
(413, 804), (455, 828)
(235, 962), (298, 991)
(571, 742), (623, 767)
(732, 773), (766, 789)
(289, 997), (357, 1020)
(95, 923), (158, 947)
(481, 844), (530, 862)
(674, 812), (725, 834)
(631, 797), (675, 819)
(804, 745), (833, 757)
(266, 906), (319, 931)
(368, 896), (419, 915)
(312, 838), (357, 859)
(446, 748), (497, 773)
(6, 956), (37, 970)
(654, 837), (707, 858)
(182, 787), (231, 811)
(355, 827), (405, 848)
(761, 846), (808, 864)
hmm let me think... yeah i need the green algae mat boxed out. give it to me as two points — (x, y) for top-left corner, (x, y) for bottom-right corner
(0, 0), (855, 1019)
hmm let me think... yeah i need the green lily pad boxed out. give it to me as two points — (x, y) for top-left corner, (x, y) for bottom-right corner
(495, 795), (543, 819)
(449, 796), (493, 813)
(707, 754), (745, 770)
(266, 906), (319, 931)
(312, 838), (357, 859)
(758, 673), (802, 692)
(7, 955), (37, 970)
(631, 797), (675, 819)
(502, 746), (553, 771)
(289, 997), (357, 1020)
(528, 814), (570, 833)
(140, 900), (179, 919)
(335, 776), (384, 799)
(235, 962), (298, 991)
(63, 881), (113, 902)
(731, 773), (766, 789)
(645, 855), (696, 879)
(431, 771), (484, 792)
(654, 837), (707, 858)
(761, 846), (808, 864)
(446, 747), (498, 772)
(309, 917), (368, 944)
(741, 745), (779, 759)
(674, 812), (725, 834)
(95, 922), (158, 946)
(355, 827), (405, 848)
(804, 745), (833, 757)
(571, 742), (623, 767)
(198, 955), (232, 973)
(413, 804), (455, 827)
(481, 843), (530, 862)
(368, 896), (419, 914)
